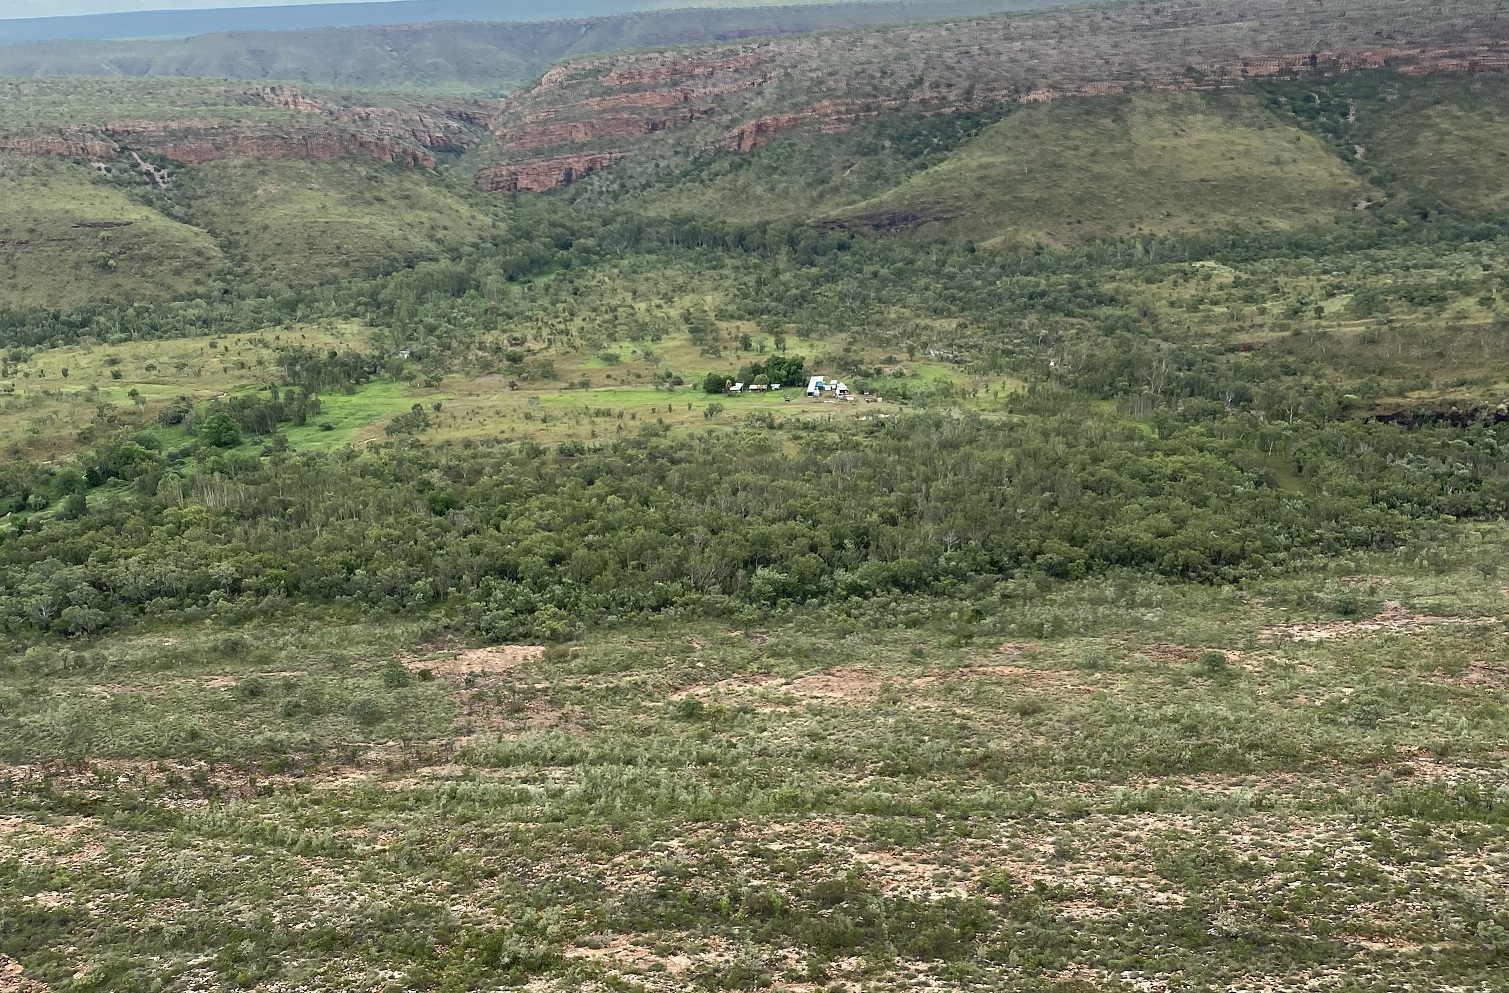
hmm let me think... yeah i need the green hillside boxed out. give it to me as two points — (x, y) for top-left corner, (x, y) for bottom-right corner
(0, 152), (506, 309)
(561, 108), (1010, 221)
(830, 92), (1370, 246)
(1281, 73), (1509, 217)
(0, 154), (223, 309)
(169, 158), (500, 285)
(0, 77), (309, 130)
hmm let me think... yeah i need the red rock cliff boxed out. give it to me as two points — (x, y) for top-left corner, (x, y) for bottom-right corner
(474, 0), (1509, 194)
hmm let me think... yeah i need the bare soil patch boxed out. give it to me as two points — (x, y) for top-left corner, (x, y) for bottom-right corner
(564, 935), (695, 976)
(1260, 601), (1497, 642)
(914, 663), (1033, 684)
(911, 663), (1092, 695)
(1426, 660), (1509, 690)
(412, 645), (546, 681)
(0, 954), (51, 992)
(671, 667), (885, 708)
(404, 646), (582, 739)
(781, 666), (884, 704)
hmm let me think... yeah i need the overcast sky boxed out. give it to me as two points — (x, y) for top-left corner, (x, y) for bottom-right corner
(0, 0), (380, 17)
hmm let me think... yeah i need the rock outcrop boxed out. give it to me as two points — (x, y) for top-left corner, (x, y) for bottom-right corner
(475, 152), (623, 192)
(0, 136), (117, 157)
(0, 83), (494, 170)
(498, 107), (718, 150)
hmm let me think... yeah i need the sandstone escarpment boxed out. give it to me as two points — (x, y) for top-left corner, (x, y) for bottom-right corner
(0, 136), (118, 158)
(475, 152), (623, 193)
(0, 83), (492, 171)
(499, 107), (718, 151)
(597, 52), (771, 88)
(248, 84), (498, 153)
(474, 0), (1509, 193)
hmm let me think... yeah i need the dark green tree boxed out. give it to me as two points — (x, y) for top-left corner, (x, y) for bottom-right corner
(199, 413), (243, 449)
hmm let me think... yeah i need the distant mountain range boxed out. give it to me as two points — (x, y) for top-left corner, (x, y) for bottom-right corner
(0, 0), (1086, 91)
(0, 1), (655, 42)
(0, 0), (1074, 43)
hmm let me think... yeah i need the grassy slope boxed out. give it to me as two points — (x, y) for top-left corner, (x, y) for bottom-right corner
(0, 154), (223, 310)
(832, 92), (1369, 246)
(171, 158), (501, 284)
(563, 109), (1008, 221)
(1339, 73), (1509, 216)
(0, 154), (505, 308)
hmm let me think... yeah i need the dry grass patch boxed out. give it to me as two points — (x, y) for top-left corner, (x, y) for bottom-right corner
(1260, 601), (1499, 642)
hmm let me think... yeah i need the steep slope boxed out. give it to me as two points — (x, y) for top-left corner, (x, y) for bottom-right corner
(0, 79), (494, 169)
(559, 106), (1010, 219)
(0, 151), (509, 306)
(0, 79), (513, 304)
(0, 154), (223, 309)
(476, 0), (1509, 194)
(1301, 73), (1509, 216)
(169, 157), (500, 284)
(829, 93), (1371, 245)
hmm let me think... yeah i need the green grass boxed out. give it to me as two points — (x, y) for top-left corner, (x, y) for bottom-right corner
(0, 325), (361, 460)
(565, 108), (1009, 221)
(0, 151), (508, 308)
(280, 380), (431, 449)
(1334, 73), (1509, 215)
(0, 153), (507, 308)
(172, 158), (501, 284)
(832, 92), (1369, 246)
(0, 154), (223, 309)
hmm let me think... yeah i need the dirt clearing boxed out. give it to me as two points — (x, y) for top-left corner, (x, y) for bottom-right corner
(1260, 601), (1498, 642)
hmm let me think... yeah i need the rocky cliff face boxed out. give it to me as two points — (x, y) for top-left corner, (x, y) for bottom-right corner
(476, 152), (623, 192)
(0, 136), (118, 157)
(474, 0), (1509, 192)
(0, 84), (495, 170)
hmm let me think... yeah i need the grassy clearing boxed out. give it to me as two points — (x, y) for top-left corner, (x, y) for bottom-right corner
(3, 245), (1008, 458)
(0, 325), (358, 460)
(284, 380), (436, 450)
(399, 381), (914, 447)
(2, 532), (1506, 991)
(1, 322), (970, 459)
(834, 92), (1368, 247)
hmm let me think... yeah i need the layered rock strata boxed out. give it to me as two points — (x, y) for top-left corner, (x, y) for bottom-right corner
(474, 0), (1509, 192)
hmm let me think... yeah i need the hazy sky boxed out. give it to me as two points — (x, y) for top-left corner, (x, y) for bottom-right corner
(0, 0), (380, 18)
